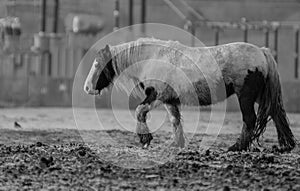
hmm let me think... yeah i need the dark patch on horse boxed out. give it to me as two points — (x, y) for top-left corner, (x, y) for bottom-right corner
(164, 97), (181, 106)
(225, 82), (235, 97)
(150, 83), (180, 106)
(139, 82), (145, 90)
(138, 133), (153, 147)
(240, 68), (265, 101)
(192, 80), (212, 106)
(215, 80), (235, 102)
(167, 104), (181, 126)
(145, 87), (155, 96)
(95, 45), (116, 92)
(137, 86), (157, 146)
(229, 68), (265, 151)
(141, 86), (157, 106)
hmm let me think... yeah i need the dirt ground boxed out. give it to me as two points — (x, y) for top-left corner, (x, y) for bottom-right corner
(0, 108), (299, 190)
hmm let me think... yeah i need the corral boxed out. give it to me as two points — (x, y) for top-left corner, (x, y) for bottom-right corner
(0, 0), (300, 190)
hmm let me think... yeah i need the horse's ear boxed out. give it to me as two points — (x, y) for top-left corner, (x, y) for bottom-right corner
(104, 45), (112, 59)
(96, 45), (111, 64)
(96, 45), (110, 63)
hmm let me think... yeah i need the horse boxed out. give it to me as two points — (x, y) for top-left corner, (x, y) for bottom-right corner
(84, 38), (296, 152)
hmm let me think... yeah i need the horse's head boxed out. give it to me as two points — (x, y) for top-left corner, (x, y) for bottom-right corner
(84, 45), (115, 95)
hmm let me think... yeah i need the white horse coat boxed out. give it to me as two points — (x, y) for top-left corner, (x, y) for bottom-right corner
(106, 38), (268, 105)
(84, 38), (295, 151)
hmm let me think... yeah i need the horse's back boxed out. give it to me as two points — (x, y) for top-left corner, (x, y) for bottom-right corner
(209, 42), (267, 71)
(207, 42), (268, 95)
(129, 39), (269, 105)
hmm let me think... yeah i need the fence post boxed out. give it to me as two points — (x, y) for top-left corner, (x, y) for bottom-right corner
(272, 22), (279, 63)
(294, 25), (299, 79)
(184, 20), (195, 47)
(53, 0), (59, 33)
(241, 17), (248, 43)
(263, 20), (269, 48)
(113, 0), (120, 31)
(214, 27), (220, 46)
(141, 0), (146, 34)
(274, 28), (279, 62)
(41, 0), (47, 32)
(129, 0), (134, 26)
(191, 24), (196, 47)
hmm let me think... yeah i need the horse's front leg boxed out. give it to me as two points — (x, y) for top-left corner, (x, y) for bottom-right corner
(135, 87), (160, 148)
(164, 104), (185, 148)
(136, 104), (152, 148)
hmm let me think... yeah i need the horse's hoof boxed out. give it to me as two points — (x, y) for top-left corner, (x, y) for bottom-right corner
(228, 143), (242, 152)
(143, 143), (149, 149)
(278, 146), (294, 153)
(228, 138), (251, 152)
(170, 141), (185, 148)
(137, 133), (153, 148)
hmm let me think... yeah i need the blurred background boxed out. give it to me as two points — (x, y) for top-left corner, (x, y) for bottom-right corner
(0, 0), (300, 111)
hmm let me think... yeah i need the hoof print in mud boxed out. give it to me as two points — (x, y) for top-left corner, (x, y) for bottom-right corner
(40, 156), (54, 168)
(137, 133), (153, 148)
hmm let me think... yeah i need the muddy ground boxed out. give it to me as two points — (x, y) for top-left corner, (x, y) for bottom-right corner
(0, 108), (299, 190)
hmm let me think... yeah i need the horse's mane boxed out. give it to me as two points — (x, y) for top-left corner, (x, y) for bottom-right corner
(134, 37), (184, 48)
(110, 38), (185, 97)
(110, 37), (190, 73)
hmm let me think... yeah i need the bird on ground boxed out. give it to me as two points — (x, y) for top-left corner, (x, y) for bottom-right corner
(14, 121), (22, 129)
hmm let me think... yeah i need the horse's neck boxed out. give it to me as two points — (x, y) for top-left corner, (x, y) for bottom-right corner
(112, 41), (157, 75)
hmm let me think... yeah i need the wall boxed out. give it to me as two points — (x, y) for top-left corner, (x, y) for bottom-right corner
(4, 0), (300, 34)
(1, 0), (300, 111)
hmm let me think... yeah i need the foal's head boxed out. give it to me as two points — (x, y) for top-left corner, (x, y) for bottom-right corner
(84, 45), (116, 95)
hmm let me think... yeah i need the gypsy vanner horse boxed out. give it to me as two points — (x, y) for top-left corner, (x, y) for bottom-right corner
(84, 38), (296, 152)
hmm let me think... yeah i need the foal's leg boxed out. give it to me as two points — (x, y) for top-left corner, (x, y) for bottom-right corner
(164, 104), (185, 148)
(228, 96), (256, 151)
(136, 87), (160, 148)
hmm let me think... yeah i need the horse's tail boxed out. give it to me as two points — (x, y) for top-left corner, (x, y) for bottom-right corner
(254, 47), (296, 150)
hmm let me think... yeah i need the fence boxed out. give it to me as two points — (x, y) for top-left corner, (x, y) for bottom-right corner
(0, 32), (97, 107)
(191, 20), (300, 79)
(0, 52), (72, 106)
(158, 0), (300, 80)
(156, 0), (300, 111)
(1, 0), (300, 111)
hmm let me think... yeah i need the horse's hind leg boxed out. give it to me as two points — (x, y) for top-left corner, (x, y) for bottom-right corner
(271, 107), (296, 152)
(228, 96), (256, 151)
(164, 103), (185, 148)
(228, 69), (265, 151)
(136, 87), (161, 148)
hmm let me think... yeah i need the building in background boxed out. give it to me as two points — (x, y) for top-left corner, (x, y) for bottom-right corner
(0, 0), (299, 111)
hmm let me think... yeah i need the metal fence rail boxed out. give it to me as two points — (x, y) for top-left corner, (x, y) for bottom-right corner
(193, 20), (300, 78)
(159, 0), (300, 79)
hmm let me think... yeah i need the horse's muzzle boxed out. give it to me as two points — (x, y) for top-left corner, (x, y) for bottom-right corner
(84, 84), (99, 95)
